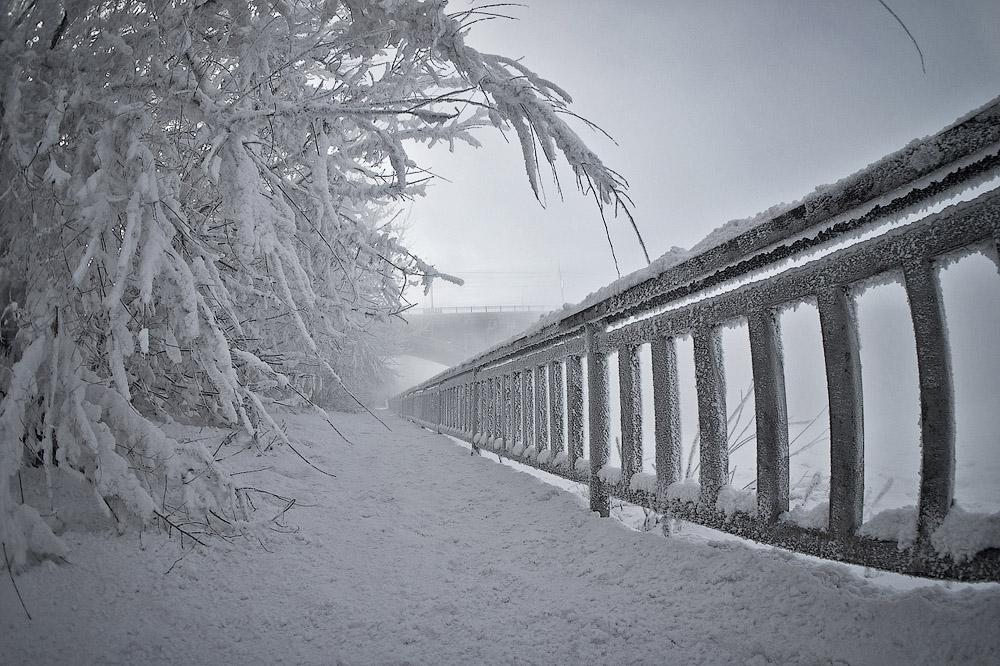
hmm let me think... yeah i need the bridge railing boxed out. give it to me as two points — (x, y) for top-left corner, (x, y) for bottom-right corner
(415, 305), (551, 315)
(391, 97), (1000, 581)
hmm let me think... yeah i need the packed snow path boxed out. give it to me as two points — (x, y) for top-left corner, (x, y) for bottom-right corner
(3, 410), (999, 665)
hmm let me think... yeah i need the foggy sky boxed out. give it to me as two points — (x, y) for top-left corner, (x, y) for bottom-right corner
(403, 0), (1000, 309)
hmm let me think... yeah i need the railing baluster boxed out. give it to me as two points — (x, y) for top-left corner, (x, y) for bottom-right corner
(489, 378), (496, 443)
(494, 376), (502, 445)
(462, 383), (469, 435)
(748, 310), (790, 523)
(549, 360), (565, 460)
(903, 259), (956, 546)
(535, 364), (549, 455)
(586, 324), (611, 517)
(500, 374), (510, 449)
(389, 119), (1000, 580)
(472, 374), (480, 442)
(693, 327), (728, 507)
(522, 368), (533, 450)
(435, 390), (441, 430)
(619, 343), (642, 484)
(651, 336), (682, 500)
(566, 355), (585, 469)
(818, 286), (864, 537)
(503, 372), (515, 450)
(511, 370), (522, 447)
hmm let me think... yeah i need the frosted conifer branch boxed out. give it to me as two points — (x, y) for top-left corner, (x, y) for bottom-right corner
(0, 0), (642, 566)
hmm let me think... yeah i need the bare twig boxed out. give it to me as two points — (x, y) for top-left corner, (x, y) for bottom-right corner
(2, 541), (32, 620)
(284, 439), (337, 478)
(230, 466), (274, 476)
(875, 0), (926, 73)
(154, 511), (208, 547)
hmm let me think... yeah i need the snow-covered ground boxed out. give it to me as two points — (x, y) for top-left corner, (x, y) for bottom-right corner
(3, 409), (999, 665)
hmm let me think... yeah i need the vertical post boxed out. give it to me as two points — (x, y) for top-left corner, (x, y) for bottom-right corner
(521, 368), (532, 450)
(484, 378), (492, 444)
(586, 324), (611, 517)
(435, 390), (442, 431)
(748, 310), (790, 523)
(443, 388), (449, 430)
(535, 364), (549, 455)
(549, 360), (565, 459)
(471, 373), (480, 443)
(566, 355), (585, 469)
(493, 377), (501, 444)
(511, 370), (522, 446)
(693, 327), (728, 508)
(618, 344), (643, 483)
(463, 382), (470, 435)
(504, 373), (513, 449)
(488, 379), (495, 445)
(462, 383), (469, 434)
(903, 260), (955, 546)
(818, 286), (864, 537)
(499, 374), (509, 449)
(651, 335), (682, 503)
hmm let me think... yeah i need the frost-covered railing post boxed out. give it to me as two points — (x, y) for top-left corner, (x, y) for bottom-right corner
(566, 355), (586, 470)
(818, 287), (865, 538)
(549, 361), (565, 462)
(651, 336), (682, 508)
(586, 324), (611, 517)
(392, 98), (1000, 581)
(903, 258), (955, 551)
(692, 327), (728, 510)
(747, 311), (790, 524)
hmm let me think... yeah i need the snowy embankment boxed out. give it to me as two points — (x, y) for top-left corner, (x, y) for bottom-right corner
(3, 410), (999, 665)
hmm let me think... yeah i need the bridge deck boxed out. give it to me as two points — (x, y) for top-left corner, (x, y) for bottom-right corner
(5, 409), (998, 665)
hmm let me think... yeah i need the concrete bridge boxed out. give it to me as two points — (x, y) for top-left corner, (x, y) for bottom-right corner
(393, 307), (548, 367)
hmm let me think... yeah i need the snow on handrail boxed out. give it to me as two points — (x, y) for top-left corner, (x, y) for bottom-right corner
(391, 98), (1000, 582)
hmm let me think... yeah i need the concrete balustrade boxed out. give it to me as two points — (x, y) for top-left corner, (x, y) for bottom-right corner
(391, 99), (1000, 581)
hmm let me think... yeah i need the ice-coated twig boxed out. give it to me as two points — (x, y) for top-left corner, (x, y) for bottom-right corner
(875, 0), (926, 74)
(2, 541), (32, 620)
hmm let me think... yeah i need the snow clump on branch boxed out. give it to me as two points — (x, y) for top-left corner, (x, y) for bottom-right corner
(0, 0), (639, 568)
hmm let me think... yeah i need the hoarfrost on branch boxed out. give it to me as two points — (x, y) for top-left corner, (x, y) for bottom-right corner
(0, 0), (635, 568)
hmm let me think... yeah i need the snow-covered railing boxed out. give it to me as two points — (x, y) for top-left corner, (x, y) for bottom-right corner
(391, 98), (1000, 581)
(416, 305), (550, 314)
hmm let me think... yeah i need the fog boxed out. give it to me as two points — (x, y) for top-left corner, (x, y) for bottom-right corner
(391, 2), (1000, 512)
(402, 1), (1000, 309)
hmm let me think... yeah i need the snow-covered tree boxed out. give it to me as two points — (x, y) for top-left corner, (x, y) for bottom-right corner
(0, 0), (637, 568)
